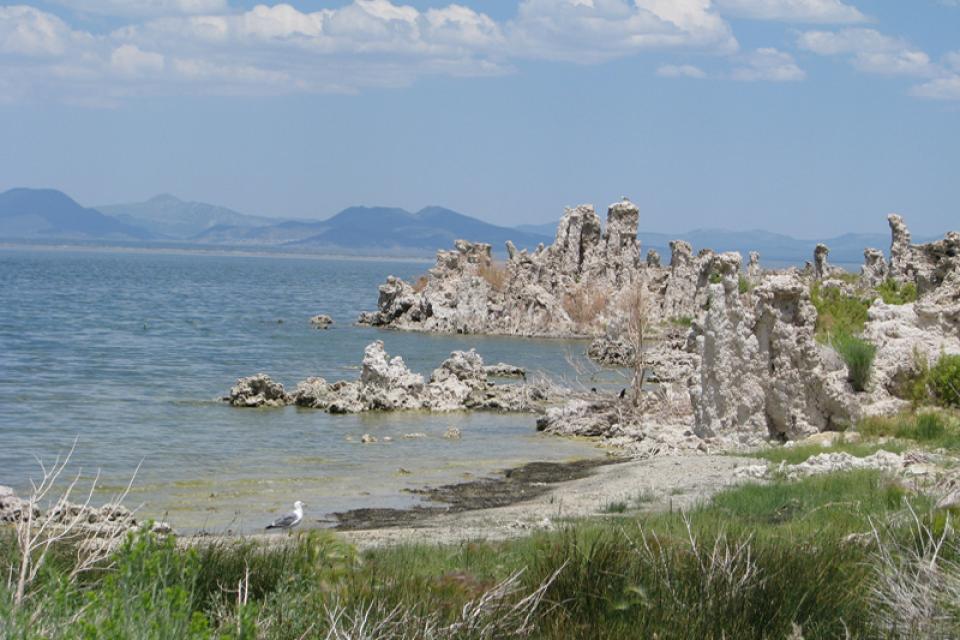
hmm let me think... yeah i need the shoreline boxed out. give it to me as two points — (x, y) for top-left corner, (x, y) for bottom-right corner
(221, 452), (753, 550)
(330, 457), (625, 531)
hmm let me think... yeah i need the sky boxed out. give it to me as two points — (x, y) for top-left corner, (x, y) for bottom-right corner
(0, 0), (957, 237)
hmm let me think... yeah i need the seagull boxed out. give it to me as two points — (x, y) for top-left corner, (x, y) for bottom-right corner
(265, 501), (305, 531)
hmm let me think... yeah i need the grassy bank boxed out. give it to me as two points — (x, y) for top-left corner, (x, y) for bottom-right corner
(2, 469), (956, 639)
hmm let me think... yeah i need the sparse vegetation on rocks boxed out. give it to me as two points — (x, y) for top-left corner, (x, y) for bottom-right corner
(877, 278), (918, 305)
(832, 332), (877, 392)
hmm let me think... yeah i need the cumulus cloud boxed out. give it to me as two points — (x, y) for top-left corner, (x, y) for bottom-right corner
(0, 5), (91, 57)
(505, 0), (738, 62)
(714, 0), (866, 23)
(110, 44), (164, 76)
(0, 0), (951, 104)
(797, 28), (937, 77)
(731, 47), (805, 81)
(657, 64), (707, 78)
(0, 0), (748, 103)
(910, 75), (960, 101)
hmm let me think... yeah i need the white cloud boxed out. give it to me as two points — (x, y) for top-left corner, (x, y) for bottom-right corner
(797, 28), (937, 77)
(657, 63), (707, 78)
(714, 0), (866, 23)
(910, 75), (960, 101)
(0, 5), (91, 57)
(1, 0), (749, 103)
(945, 50), (960, 72)
(110, 44), (164, 76)
(506, 0), (738, 63)
(731, 47), (805, 81)
(3, 0), (948, 105)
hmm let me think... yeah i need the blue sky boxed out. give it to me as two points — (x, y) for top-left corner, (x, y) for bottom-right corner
(0, 0), (957, 237)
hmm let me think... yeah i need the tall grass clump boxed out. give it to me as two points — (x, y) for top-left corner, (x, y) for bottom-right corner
(858, 411), (960, 450)
(832, 332), (877, 392)
(930, 354), (960, 408)
(877, 278), (918, 305)
(810, 282), (874, 341)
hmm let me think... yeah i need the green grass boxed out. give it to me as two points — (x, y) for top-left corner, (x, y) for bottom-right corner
(738, 275), (752, 294)
(877, 278), (918, 305)
(671, 315), (693, 328)
(810, 282), (874, 341)
(2, 470), (950, 639)
(832, 333), (877, 392)
(603, 501), (628, 514)
(858, 410), (960, 450)
(831, 271), (862, 284)
(751, 440), (906, 466)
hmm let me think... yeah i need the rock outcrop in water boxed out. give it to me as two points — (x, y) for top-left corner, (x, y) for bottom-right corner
(358, 199), (662, 337)
(228, 373), (291, 407)
(310, 314), (333, 329)
(350, 201), (958, 449)
(0, 485), (172, 538)
(228, 342), (551, 414)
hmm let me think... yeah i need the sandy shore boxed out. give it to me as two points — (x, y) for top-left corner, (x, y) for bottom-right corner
(224, 453), (755, 550)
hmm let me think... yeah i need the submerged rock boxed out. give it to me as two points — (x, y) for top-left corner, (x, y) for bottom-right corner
(310, 314), (333, 329)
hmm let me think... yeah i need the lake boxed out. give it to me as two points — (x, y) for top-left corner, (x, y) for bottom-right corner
(0, 247), (606, 533)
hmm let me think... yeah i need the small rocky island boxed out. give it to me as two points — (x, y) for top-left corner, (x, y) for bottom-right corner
(227, 341), (551, 413)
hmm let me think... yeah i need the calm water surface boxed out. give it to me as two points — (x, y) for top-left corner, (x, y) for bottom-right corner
(0, 248), (605, 532)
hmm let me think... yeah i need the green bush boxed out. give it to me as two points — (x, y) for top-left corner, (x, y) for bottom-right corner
(709, 272), (722, 284)
(876, 278), (918, 305)
(832, 333), (877, 392)
(930, 354), (960, 408)
(811, 282), (874, 341)
(738, 275), (752, 294)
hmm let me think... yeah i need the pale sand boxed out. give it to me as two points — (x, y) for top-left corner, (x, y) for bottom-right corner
(337, 454), (753, 549)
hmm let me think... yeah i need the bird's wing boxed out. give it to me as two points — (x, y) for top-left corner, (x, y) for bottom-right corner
(269, 511), (299, 528)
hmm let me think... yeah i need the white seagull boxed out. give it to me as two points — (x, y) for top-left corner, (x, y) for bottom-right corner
(265, 500), (305, 531)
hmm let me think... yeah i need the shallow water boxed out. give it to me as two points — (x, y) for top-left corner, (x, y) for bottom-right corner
(0, 248), (608, 533)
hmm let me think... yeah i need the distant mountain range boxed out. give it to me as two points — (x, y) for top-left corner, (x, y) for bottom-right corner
(97, 194), (274, 239)
(0, 188), (552, 257)
(0, 187), (935, 265)
(0, 188), (151, 241)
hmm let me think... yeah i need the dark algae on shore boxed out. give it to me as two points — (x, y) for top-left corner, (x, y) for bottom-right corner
(333, 457), (623, 530)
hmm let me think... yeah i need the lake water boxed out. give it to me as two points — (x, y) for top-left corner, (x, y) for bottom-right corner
(0, 248), (606, 533)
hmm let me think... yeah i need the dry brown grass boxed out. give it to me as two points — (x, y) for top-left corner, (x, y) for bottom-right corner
(411, 275), (430, 293)
(563, 287), (608, 330)
(478, 262), (509, 292)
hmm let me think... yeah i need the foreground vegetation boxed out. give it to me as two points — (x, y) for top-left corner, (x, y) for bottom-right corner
(2, 468), (958, 639)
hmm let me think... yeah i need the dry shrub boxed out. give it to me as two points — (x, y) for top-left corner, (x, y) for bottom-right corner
(412, 275), (430, 293)
(563, 287), (608, 330)
(478, 262), (509, 292)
